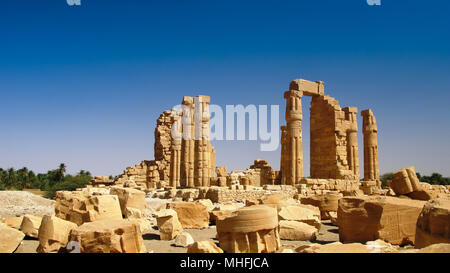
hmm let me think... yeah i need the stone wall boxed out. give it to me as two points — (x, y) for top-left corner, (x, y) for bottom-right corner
(310, 96), (358, 180)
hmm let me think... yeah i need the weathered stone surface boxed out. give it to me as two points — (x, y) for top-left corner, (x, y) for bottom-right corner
(278, 205), (321, 229)
(69, 219), (146, 253)
(20, 214), (42, 238)
(338, 196), (425, 245)
(259, 193), (296, 211)
(296, 242), (371, 253)
(128, 219), (152, 234)
(279, 220), (318, 241)
(410, 243), (450, 253)
(296, 240), (397, 253)
(174, 231), (194, 247)
(37, 215), (77, 253)
(84, 195), (123, 222)
(195, 199), (214, 212)
(300, 192), (343, 220)
(415, 198), (450, 248)
(329, 211), (338, 226)
(4, 216), (23, 230)
(156, 209), (183, 240)
(187, 241), (223, 253)
(55, 192), (123, 225)
(391, 166), (422, 195)
(0, 225), (25, 253)
(216, 205), (280, 253)
(407, 190), (434, 201)
(167, 202), (209, 229)
(110, 187), (146, 219)
(216, 166), (227, 177)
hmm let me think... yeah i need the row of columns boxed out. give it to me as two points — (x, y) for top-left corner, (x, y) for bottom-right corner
(281, 84), (379, 184)
(169, 95), (214, 188)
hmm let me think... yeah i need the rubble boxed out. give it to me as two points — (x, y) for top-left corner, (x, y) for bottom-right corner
(156, 209), (183, 240)
(278, 205), (321, 229)
(166, 202), (210, 229)
(279, 220), (318, 241)
(69, 219), (147, 253)
(300, 192), (343, 220)
(0, 225), (25, 253)
(110, 187), (146, 219)
(20, 214), (42, 238)
(338, 196), (425, 245)
(174, 231), (194, 247)
(415, 198), (450, 248)
(37, 215), (77, 253)
(187, 241), (223, 253)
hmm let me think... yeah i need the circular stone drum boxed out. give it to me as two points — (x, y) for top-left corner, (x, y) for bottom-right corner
(216, 205), (280, 253)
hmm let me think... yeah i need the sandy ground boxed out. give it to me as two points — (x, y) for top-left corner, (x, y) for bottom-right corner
(0, 191), (55, 220)
(4, 190), (340, 253)
(15, 220), (339, 253)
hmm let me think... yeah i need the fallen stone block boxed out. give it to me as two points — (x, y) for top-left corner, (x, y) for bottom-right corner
(195, 199), (214, 212)
(279, 220), (318, 241)
(174, 231), (194, 247)
(4, 216), (24, 230)
(20, 214), (42, 238)
(69, 219), (146, 253)
(296, 240), (397, 253)
(156, 209), (183, 240)
(338, 196), (425, 245)
(37, 215), (77, 253)
(301, 192), (343, 220)
(391, 166), (422, 195)
(187, 241), (223, 253)
(415, 198), (450, 248)
(110, 187), (146, 219)
(83, 195), (123, 223)
(0, 225), (25, 253)
(167, 202), (210, 229)
(278, 205), (321, 229)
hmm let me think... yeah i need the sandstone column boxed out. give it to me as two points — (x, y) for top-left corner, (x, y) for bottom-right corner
(169, 114), (182, 188)
(194, 95), (212, 187)
(181, 97), (195, 188)
(282, 90), (303, 185)
(280, 126), (287, 185)
(361, 109), (379, 181)
(343, 107), (360, 180)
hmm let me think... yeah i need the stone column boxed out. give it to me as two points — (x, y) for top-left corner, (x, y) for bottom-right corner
(216, 205), (280, 253)
(194, 95), (211, 187)
(280, 126), (287, 185)
(169, 114), (182, 188)
(282, 90), (303, 185)
(343, 107), (360, 180)
(361, 109), (379, 181)
(181, 96), (195, 188)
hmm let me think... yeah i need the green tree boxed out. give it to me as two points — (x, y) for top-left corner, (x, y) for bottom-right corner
(57, 163), (67, 181)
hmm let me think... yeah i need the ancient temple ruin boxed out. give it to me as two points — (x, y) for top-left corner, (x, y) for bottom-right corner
(114, 95), (216, 190)
(111, 79), (380, 192)
(280, 79), (380, 194)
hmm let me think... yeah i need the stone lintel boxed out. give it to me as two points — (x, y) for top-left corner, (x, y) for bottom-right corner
(289, 79), (324, 96)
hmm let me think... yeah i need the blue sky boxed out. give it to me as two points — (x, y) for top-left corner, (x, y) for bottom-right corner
(1, 0), (449, 177)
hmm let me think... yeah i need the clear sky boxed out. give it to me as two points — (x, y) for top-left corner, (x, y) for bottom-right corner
(1, 0), (450, 177)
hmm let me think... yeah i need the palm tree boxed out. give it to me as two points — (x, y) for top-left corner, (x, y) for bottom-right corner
(6, 168), (16, 188)
(58, 163), (67, 181)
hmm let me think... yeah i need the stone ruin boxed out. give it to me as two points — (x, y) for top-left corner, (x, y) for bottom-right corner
(101, 79), (383, 197)
(2, 78), (449, 254)
(112, 95), (216, 190)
